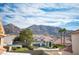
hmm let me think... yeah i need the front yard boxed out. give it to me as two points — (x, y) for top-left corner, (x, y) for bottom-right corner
(53, 44), (65, 49)
(12, 47), (29, 53)
(11, 46), (32, 53)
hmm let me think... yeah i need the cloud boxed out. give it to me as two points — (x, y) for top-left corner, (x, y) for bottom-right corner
(0, 3), (79, 30)
(62, 21), (79, 30)
(40, 7), (73, 12)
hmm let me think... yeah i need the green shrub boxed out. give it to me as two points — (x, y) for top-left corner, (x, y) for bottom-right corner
(27, 46), (34, 50)
(53, 45), (58, 48)
(53, 44), (65, 49)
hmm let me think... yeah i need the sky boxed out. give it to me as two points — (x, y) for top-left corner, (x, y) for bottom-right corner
(0, 3), (79, 30)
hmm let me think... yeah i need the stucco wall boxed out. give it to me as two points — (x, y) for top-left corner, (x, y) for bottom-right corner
(0, 38), (4, 46)
(72, 34), (79, 54)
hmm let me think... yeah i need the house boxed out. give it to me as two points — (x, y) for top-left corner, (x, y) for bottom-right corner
(53, 37), (71, 45)
(2, 34), (21, 51)
(32, 35), (56, 47)
(0, 20), (6, 45)
(2, 34), (17, 46)
(71, 30), (79, 54)
(32, 41), (46, 47)
(0, 19), (6, 53)
(33, 35), (56, 42)
(0, 19), (18, 52)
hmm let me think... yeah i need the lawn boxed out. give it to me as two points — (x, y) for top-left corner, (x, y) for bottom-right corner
(12, 47), (29, 53)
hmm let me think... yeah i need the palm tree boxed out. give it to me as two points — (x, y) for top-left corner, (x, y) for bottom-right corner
(63, 28), (66, 45)
(59, 29), (63, 45)
(59, 28), (66, 45)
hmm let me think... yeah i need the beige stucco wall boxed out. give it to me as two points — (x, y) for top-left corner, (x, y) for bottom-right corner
(72, 34), (79, 54)
(0, 38), (4, 46)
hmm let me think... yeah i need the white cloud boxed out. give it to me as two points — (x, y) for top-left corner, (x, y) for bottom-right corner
(1, 3), (79, 30)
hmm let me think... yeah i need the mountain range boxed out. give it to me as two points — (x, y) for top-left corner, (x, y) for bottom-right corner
(3, 24), (21, 35)
(3, 24), (73, 37)
(28, 25), (72, 37)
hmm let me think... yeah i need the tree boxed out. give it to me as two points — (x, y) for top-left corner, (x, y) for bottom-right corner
(59, 28), (66, 45)
(59, 29), (63, 45)
(13, 37), (20, 44)
(63, 28), (66, 45)
(19, 28), (33, 47)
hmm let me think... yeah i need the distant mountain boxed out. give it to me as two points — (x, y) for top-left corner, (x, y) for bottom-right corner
(28, 25), (73, 37)
(3, 24), (73, 37)
(3, 24), (21, 34)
